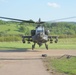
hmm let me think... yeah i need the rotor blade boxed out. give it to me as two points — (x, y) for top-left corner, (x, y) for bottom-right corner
(0, 16), (35, 23)
(51, 16), (76, 22)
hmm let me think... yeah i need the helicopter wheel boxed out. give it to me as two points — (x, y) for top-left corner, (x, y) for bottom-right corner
(32, 43), (35, 50)
(45, 43), (48, 50)
(32, 45), (34, 50)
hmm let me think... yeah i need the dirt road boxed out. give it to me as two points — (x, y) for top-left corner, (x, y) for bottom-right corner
(0, 49), (76, 75)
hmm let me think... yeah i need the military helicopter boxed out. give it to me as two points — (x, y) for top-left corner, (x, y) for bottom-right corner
(0, 16), (76, 50)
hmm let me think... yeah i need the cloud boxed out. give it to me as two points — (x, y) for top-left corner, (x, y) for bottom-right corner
(47, 2), (60, 8)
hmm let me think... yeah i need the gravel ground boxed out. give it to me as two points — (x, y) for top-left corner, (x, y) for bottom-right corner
(0, 49), (76, 75)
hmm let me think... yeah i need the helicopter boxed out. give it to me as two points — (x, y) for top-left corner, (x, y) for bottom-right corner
(22, 18), (58, 50)
(0, 16), (76, 50)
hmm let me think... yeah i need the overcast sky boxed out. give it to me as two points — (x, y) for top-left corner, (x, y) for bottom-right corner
(0, 0), (76, 22)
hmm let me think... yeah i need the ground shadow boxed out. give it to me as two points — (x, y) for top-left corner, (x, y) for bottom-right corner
(0, 47), (30, 52)
(0, 47), (41, 52)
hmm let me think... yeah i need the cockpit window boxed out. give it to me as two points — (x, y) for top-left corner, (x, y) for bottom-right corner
(37, 30), (43, 32)
(36, 26), (44, 34)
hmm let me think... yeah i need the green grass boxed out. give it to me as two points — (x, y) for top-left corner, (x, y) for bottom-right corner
(0, 38), (76, 50)
(0, 42), (30, 50)
(0, 24), (35, 35)
(43, 56), (76, 75)
(48, 38), (76, 49)
(0, 24), (21, 34)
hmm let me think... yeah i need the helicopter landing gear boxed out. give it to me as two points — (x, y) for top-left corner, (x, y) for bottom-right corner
(45, 43), (48, 50)
(32, 43), (36, 50)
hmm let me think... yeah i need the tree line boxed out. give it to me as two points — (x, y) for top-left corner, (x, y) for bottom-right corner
(44, 22), (76, 36)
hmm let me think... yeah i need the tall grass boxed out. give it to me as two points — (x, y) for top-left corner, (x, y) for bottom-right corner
(0, 36), (21, 42)
(0, 38), (76, 50)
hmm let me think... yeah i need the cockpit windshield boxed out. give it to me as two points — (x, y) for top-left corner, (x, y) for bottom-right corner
(36, 26), (44, 34)
(37, 30), (43, 32)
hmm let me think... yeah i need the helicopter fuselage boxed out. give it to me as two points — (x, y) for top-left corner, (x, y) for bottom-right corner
(32, 26), (48, 45)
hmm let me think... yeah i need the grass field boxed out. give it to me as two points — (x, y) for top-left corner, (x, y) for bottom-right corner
(0, 24), (34, 35)
(0, 38), (76, 50)
(43, 56), (76, 75)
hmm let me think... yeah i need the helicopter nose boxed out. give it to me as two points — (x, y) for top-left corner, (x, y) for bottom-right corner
(39, 33), (43, 38)
(37, 33), (43, 39)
